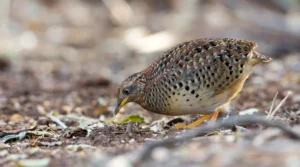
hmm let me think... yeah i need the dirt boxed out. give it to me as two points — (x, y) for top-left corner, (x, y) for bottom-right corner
(1, 53), (300, 167)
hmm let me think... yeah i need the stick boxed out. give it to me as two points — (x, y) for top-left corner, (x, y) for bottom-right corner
(136, 116), (300, 162)
(47, 113), (67, 129)
(0, 126), (36, 138)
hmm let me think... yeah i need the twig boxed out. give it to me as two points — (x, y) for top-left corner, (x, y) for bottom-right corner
(136, 115), (300, 162)
(47, 112), (67, 129)
(0, 126), (36, 138)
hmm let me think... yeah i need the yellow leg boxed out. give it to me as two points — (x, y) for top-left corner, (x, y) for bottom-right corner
(186, 114), (213, 128)
(174, 114), (213, 129)
(210, 108), (221, 124)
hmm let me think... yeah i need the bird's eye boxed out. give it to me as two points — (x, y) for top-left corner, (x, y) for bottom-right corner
(123, 88), (130, 95)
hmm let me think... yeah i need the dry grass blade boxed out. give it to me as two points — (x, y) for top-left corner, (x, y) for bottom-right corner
(267, 91), (292, 120)
(267, 92), (278, 120)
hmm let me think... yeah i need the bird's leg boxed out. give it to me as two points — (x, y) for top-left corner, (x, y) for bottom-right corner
(210, 108), (221, 123)
(183, 108), (222, 128)
(174, 108), (222, 129)
(174, 114), (213, 129)
(186, 114), (213, 128)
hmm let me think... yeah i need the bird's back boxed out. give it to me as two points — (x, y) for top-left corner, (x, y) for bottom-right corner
(141, 38), (271, 115)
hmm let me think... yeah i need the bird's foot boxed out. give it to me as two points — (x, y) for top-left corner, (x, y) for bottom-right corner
(173, 108), (221, 129)
(173, 114), (213, 129)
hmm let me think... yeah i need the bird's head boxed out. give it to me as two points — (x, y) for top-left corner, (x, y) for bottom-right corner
(114, 72), (146, 115)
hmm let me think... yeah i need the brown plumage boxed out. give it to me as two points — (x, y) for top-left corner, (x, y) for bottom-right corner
(115, 38), (272, 126)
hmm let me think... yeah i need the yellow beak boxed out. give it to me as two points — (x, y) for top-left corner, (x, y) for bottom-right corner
(114, 98), (128, 115)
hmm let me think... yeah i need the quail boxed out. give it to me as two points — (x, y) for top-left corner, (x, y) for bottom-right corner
(114, 38), (272, 128)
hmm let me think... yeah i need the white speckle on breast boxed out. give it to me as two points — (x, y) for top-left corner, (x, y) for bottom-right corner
(168, 86), (229, 115)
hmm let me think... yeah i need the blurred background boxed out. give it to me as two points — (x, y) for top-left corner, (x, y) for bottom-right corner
(1, 0), (300, 122)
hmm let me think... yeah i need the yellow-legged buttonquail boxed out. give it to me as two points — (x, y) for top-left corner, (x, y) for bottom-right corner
(115, 38), (272, 128)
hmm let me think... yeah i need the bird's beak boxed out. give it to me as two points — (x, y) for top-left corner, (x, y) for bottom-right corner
(114, 98), (128, 115)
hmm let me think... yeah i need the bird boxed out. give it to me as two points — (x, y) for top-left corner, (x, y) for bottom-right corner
(114, 38), (272, 128)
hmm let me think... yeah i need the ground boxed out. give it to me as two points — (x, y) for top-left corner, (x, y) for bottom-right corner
(1, 1), (300, 167)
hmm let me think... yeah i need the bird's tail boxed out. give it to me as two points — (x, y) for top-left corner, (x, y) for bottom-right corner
(249, 51), (272, 66)
(253, 51), (273, 62)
